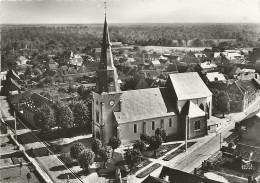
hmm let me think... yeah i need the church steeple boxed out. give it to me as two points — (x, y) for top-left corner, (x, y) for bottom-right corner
(95, 13), (120, 94)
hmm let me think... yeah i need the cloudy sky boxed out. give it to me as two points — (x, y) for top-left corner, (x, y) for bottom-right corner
(1, 0), (259, 24)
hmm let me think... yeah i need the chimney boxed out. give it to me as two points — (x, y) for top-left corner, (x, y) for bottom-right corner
(214, 77), (218, 81)
(164, 175), (169, 182)
(255, 74), (258, 79)
(194, 168), (197, 176)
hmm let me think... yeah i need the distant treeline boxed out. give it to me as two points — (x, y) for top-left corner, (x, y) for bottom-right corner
(1, 23), (260, 55)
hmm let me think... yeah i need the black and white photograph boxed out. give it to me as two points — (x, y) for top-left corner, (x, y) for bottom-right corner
(0, 0), (260, 182)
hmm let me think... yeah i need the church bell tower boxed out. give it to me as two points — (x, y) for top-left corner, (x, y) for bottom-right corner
(92, 10), (122, 145)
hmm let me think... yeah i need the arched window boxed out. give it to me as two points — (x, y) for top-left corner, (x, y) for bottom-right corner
(199, 103), (204, 111)
(152, 121), (155, 130)
(134, 124), (137, 133)
(96, 111), (99, 123)
(161, 119), (164, 128)
(169, 118), (172, 127)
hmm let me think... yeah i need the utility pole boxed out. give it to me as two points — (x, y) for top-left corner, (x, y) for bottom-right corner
(14, 111), (17, 140)
(185, 115), (188, 151)
(219, 132), (222, 150)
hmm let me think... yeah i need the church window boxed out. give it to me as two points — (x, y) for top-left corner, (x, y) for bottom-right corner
(134, 124), (137, 133)
(169, 118), (172, 127)
(195, 120), (201, 130)
(161, 119), (164, 128)
(96, 111), (99, 123)
(152, 121), (155, 130)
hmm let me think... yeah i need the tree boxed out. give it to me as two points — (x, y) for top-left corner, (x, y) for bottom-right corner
(77, 149), (95, 172)
(73, 102), (91, 127)
(55, 100), (74, 131)
(108, 136), (121, 158)
(155, 128), (166, 141)
(193, 39), (203, 47)
(70, 142), (85, 159)
(133, 140), (146, 153)
(98, 147), (110, 168)
(216, 91), (230, 118)
(124, 149), (141, 171)
(91, 139), (102, 155)
(149, 135), (163, 157)
(34, 105), (55, 131)
(140, 134), (150, 144)
(26, 172), (32, 183)
(77, 85), (91, 100)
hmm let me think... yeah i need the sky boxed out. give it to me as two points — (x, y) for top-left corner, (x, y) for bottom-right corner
(0, 0), (259, 24)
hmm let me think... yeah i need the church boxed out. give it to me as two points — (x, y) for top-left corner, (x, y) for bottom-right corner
(92, 16), (212, 145)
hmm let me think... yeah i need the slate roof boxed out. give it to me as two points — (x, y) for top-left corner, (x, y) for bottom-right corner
(233, 143), (260, 162)
(235, 79), (260, 96)
(168, 72), (212, 100)
(159, 166), (223, 183)
(180, 100), (205, 118)
(29, 93), (50, 109)
(206, 72), (226, 82)
(114, 88), (175, 124)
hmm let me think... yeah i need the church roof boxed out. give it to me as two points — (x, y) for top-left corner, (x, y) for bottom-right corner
(168, 72), (212, 100)
(180, 100), (205, 118)
(114, 88), (175, 124)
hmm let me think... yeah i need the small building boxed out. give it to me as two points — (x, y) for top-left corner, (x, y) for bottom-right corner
(206, 72), (226, 83)
(22, 93), (53, 128)
(142, 166), (223, 183)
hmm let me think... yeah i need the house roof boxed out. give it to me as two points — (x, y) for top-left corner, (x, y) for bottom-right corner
(29, 93), (50, 109)
(151, 60), (161, 65)
(10, 78), (21, 90)
(114, 88), (175, 124)
(233, 143), (260, 162)
(180, 100), (205, 118)
(142, 175), (169, 183)
(229, 66), (241, 76)
(200, 62), (217, 69)
(206, 72), (226, 82)
(235, 79), (260, 96)
(141, 70), (161, 79)
(168, 72), (212, 100)
(159, 166), (223, 183)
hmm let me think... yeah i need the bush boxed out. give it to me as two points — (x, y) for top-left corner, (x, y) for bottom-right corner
(70, 142), (85, 159)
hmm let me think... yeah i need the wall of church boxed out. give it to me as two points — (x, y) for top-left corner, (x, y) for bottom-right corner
(178, 96), (212, 117)
(92, 92), (122, 145)
(118, 115), (178, 144)
(188, 115), (207, 139)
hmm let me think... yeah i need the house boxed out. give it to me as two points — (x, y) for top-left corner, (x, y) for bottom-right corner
(22, 93), (53, 128)
(151, 60), (162, 69)
(199, 61), (217, 72)
(206, 72), (226, 83)
(142, 166), (223, 183)
(211, 78), (260, 112)
(92, 16), (211, 145)
(236, 69), (260, 81)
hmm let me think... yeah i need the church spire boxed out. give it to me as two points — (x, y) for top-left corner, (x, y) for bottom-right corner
(95, 4), (120, 94)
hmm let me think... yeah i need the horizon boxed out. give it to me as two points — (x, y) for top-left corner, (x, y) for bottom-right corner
(1, 0), (259, 24)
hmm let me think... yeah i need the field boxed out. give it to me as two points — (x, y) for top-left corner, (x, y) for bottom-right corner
(139, 46), (209, 54)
